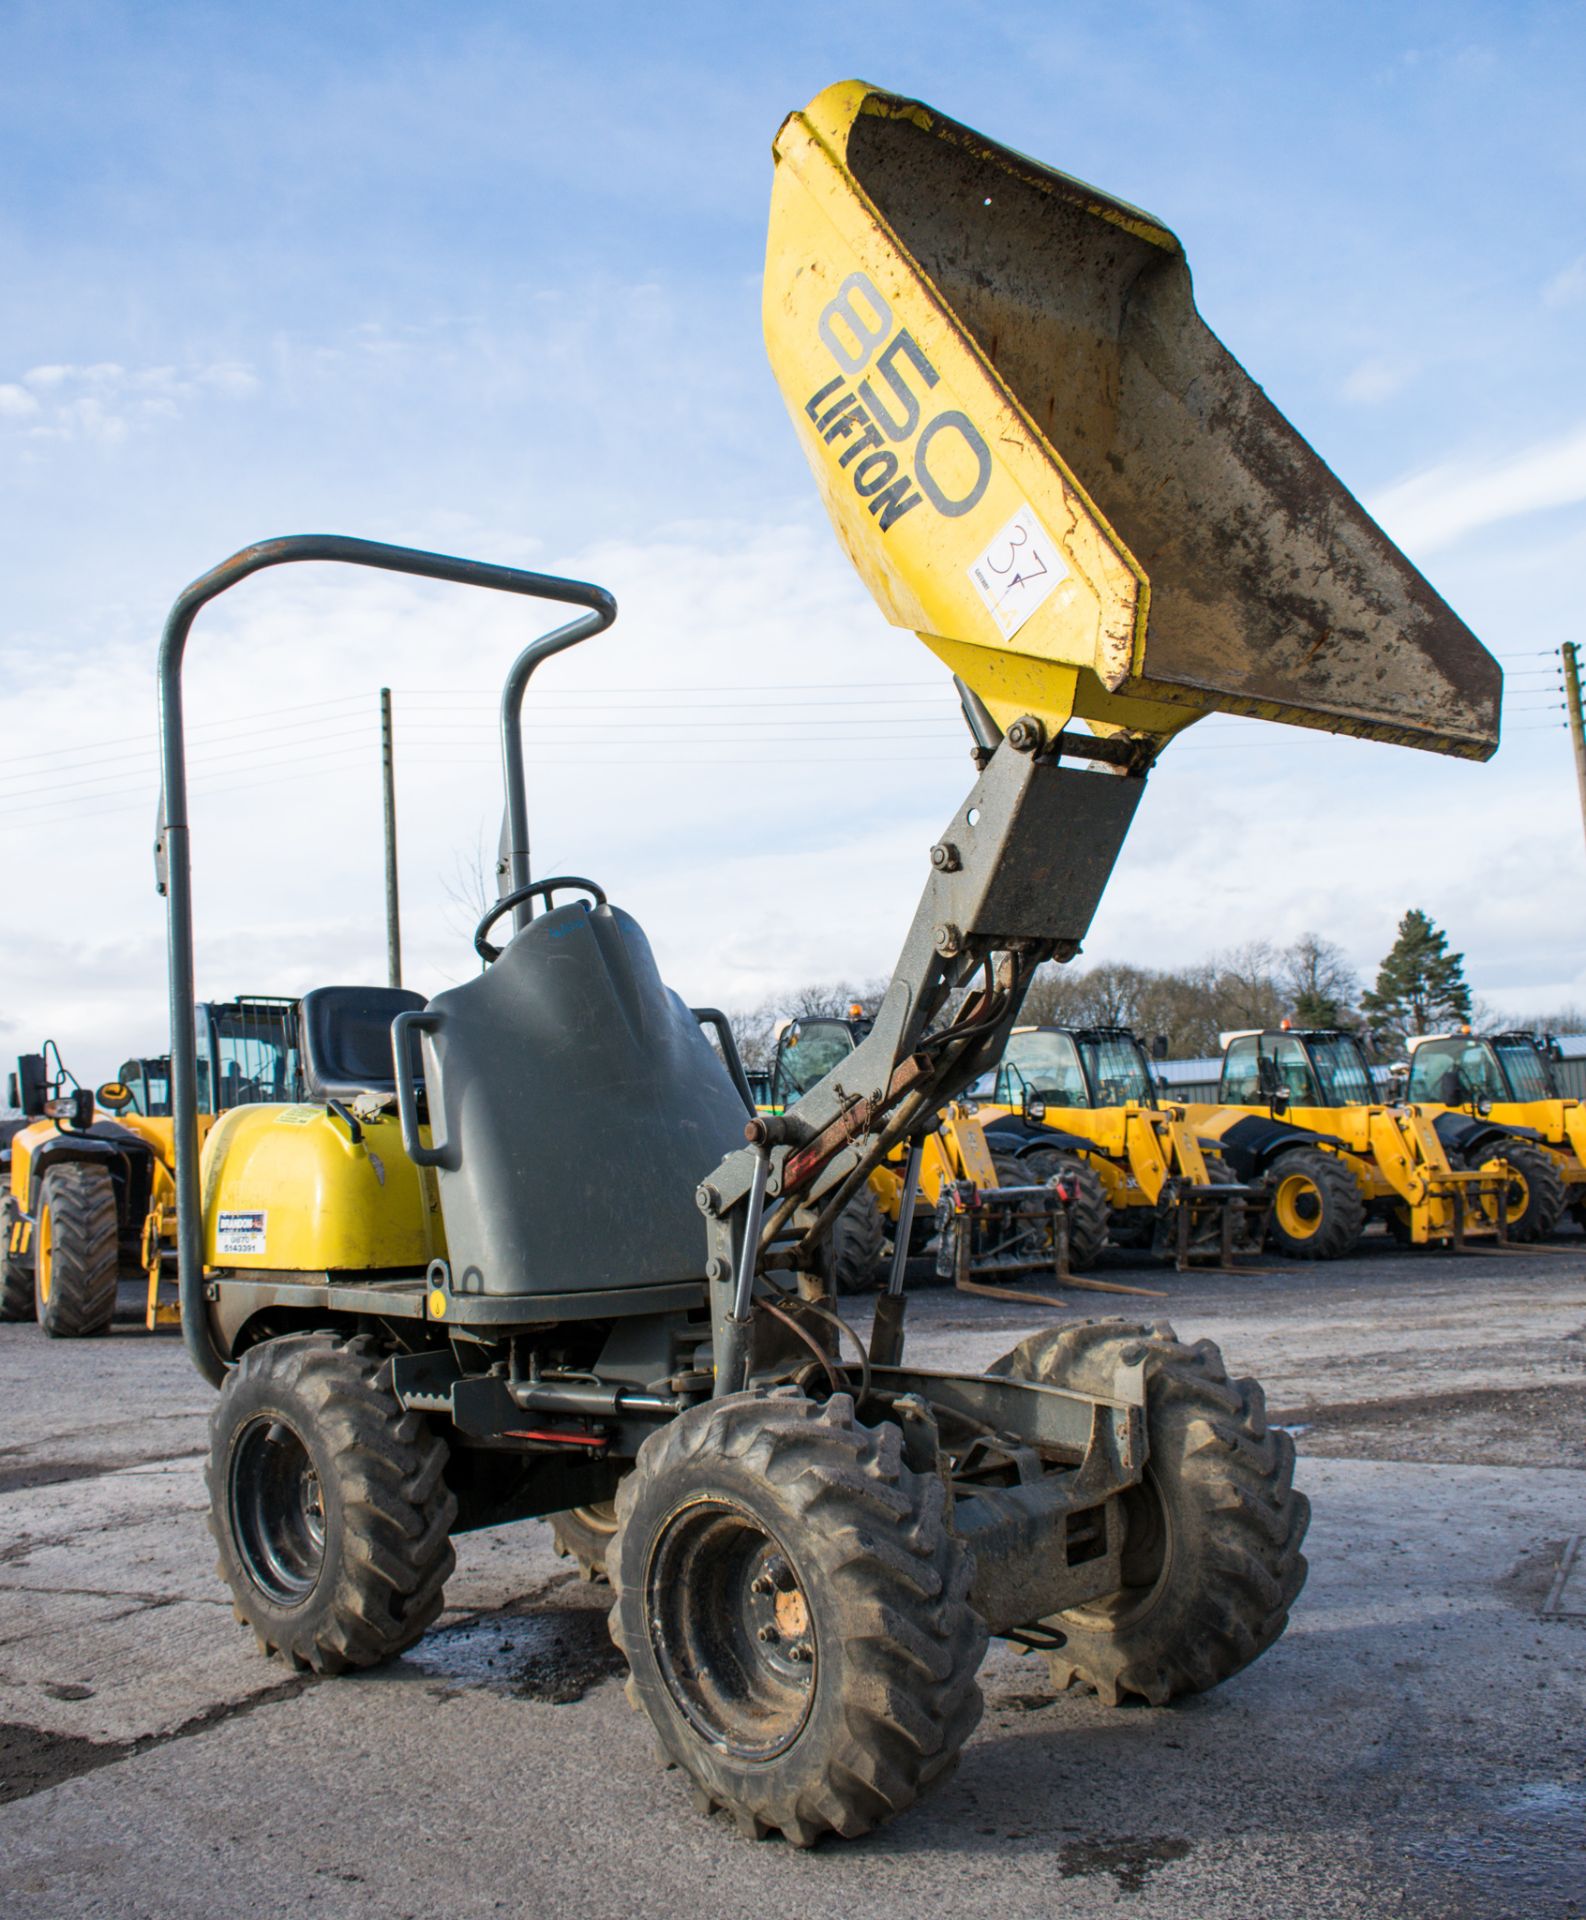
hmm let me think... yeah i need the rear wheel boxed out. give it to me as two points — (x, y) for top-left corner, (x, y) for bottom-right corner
(1463, 1138), (1566, 1241)
(1009, 1147), (1109, 1269)
(609, 1390), (984, 1845)
(991, 1318), (1309, 1706)
(551, 1501), (618, 1582)
(207, 1332), (456, 1673)
(1264, 1147), (1364, 1259)
(35, 1164), (119, 1337)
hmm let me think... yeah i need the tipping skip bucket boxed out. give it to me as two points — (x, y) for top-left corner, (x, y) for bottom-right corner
(765, 83), (1500, 759)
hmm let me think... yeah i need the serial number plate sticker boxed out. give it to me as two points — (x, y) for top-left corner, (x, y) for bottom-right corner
(968, 504), (1068, 639)
(216, 1211), (267, 1256)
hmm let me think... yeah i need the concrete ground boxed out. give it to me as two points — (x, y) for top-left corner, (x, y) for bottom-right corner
(1, 1239), (1582, 1919)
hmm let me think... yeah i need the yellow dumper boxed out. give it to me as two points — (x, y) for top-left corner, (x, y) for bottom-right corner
(159, 83), (1502, 1849)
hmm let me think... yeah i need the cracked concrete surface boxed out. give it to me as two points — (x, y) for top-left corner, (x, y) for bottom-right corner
(0, 1246), (1582, 1918)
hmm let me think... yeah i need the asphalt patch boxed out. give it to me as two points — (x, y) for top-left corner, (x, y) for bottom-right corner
(0, 1451), (196, 1496)
(409, 1584), (626, 1705)
(1271, 1382), (1586, 1467)
(0, 1721), (129, 1805)
(1056, 1835), (1194, 1892)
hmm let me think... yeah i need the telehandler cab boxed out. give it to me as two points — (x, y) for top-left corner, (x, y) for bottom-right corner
(162, 84), (1497, 1847)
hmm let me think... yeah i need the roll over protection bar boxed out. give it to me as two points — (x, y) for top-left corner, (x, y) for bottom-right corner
(156, 534), (615, 1385)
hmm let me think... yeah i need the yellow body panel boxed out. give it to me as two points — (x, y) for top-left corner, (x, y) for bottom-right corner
(1415, 1097), (1586, 1196)
(1185, 1101), (1505, 1245)
(973, 1096), (1212, 1218)
(199, 1105), (445, 1272)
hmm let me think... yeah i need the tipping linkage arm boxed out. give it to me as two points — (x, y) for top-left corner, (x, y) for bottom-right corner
(702, 719), (1149, 1393)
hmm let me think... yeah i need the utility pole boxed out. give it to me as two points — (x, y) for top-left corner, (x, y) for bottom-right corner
(380, 688), (402, 988)
(1563, 643), (1586, 864)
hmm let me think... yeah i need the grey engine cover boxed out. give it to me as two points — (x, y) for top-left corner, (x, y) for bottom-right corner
(419, 900), (747, 1296)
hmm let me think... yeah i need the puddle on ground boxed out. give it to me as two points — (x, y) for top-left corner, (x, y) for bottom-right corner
(1408, 1778), (1586, 1914)
(408, 1596), (626, 1705)
(1056, 1835), (1193, 1892)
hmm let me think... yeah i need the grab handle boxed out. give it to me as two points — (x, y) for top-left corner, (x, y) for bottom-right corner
(392, 1010), (448, 1168)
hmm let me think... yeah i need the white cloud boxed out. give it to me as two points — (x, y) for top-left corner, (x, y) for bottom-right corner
(1542, 255), (1586, 310)
(1, 358), (258, 443)
(1340, 357), (1413, 406)
(1368, 419), (1586, 555)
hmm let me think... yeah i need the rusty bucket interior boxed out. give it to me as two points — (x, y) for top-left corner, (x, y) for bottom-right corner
(765, 84), (1500, 759)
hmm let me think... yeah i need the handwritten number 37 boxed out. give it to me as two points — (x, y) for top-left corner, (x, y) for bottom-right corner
(987, 523), (1046, 603)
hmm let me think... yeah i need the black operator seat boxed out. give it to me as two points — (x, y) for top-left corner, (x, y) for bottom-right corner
(299, 986), (427, 1101)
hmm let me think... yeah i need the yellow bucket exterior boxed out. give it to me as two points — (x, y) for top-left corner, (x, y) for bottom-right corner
(765, 83), (1499, 759)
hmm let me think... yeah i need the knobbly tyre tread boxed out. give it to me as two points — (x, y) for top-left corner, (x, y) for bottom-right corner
(1463, 1137), (1566, 1241)
(1010, 1146), (1110, 1269)
(990, 1317), (1309, 1707)
(36, 1164), (119, 1337)
(207, 1332), (457, 1675)
(1264, 1145), (1365, 1259)
(608, 1390), (985, 1846)
(829, 1184), (887, 1294)
(1, 1201), (33, 1321)
(0, 1256), (31, 1321)
(550, 1502), (618, 1582)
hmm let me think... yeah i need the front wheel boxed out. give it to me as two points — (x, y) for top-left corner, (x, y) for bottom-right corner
(1463, 1138), (1566, 1241)
(609, 1391), (984, 1845)
(827, 1185), (886, 1295)
(35, 1163), (119, 1337)
(991, 1318), (1309, 1706)
(207, 1333), (457, 1673)
(1264, 1147), (1364, 1259)
(1010, 1147), (1109, 1269)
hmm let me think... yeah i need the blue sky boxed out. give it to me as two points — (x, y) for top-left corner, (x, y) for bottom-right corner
(3, 1), (1584, 1077)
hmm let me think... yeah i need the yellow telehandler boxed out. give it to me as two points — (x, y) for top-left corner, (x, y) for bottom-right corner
(973, 1025), (1269, 1267)
(1188, 1026), (1551, 1254)
(763, 1010), (1111, 1283)
(154, 82), (1497, 1848)
(1, 998), (300, 1334)
(1404, 1029), (1572, 1230)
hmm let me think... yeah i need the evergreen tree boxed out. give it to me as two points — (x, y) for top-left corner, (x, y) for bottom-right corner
(1360, 910), (1472, 1049)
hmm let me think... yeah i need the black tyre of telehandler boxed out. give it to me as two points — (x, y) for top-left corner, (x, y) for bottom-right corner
(609, 1390), (985, 1846)
(34, 1164), (119, 1337)
(1010, 1146), (1109, 1269)
(0, 1257), (31, 1321)
(827, 1183), (887, 1294)
(1263, 1146), (1364, 1259)
(207, 1332), (457, 1674)
(0, 1201), (33, 1322)
(1462, 1138), (1566, 1242)
(991, 1318), (1309, 1707)
(551, 1501), (619, 1581)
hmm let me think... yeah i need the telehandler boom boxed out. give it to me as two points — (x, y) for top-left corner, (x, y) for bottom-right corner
(160, 83), (1498, 1849)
